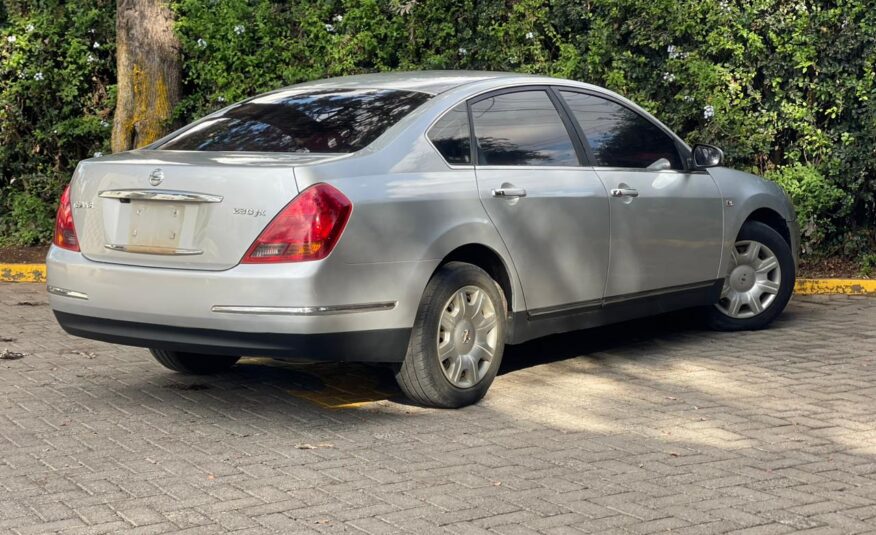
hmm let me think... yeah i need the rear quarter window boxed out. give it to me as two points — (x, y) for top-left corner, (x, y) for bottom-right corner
(159, 88), (431, 153)
(427, 103), (471, 165)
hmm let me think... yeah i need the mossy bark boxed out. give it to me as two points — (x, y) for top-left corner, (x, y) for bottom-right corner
(111, 0), (180, 153)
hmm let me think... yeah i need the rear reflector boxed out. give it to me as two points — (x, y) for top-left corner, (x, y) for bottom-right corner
(53, 184), (80, 252)
(242, 183), (352, 263)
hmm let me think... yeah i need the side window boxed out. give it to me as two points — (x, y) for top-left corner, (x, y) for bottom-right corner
(427, 103), (471, 165)
(470, 91), (578, 167)
(560, 91), (682, 170)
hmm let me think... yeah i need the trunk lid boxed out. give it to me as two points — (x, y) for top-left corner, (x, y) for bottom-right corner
(70, 150), (338, 270)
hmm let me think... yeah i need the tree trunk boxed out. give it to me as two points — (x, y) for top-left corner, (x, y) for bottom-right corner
(112, 0), (181, 153)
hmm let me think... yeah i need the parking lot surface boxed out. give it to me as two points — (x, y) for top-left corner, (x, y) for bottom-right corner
(2, 282), (876, 534)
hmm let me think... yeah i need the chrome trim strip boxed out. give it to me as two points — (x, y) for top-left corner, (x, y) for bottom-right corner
(474, 164), (588, 171)
(528, 298), (602, 319)
(104, 244), (203, 256)
(602, 280), (718, 306)
(211, 301), (398, 316)
(527, 280), (719, 319)
(98, 189), (223, 203)
(47, 285), (89, 300)
(590, 166), (705, 174)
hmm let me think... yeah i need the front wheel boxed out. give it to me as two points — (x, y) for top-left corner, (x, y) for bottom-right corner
(149, 349), (240, 374)
(395, 262), (506, 408)
(706, 221), (795, 331)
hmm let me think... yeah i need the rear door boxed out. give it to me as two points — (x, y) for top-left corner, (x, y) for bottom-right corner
(470, 88), (610, 312)
(557, 90), (723, 297)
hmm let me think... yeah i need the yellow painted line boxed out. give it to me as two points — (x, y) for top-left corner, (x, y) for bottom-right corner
(237, 357), (395, 410)
(2, 264), (873, 296)
(0, 264), (46, 283)
(794, 278), (876, 295)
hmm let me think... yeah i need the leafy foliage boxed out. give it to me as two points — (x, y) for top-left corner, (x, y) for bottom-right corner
(765, 164), (851, 254)
(1, 0), (874, 260)
(0, 0), (115, 245)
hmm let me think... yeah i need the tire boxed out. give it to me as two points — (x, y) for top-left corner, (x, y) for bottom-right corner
(706, 220), (795, 331)
(149, 349), (240, 374)
(395, 262), (507, 408)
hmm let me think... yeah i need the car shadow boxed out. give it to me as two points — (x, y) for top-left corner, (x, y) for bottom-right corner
(499, 308), (705, 375)
(221, 308), (716, 409)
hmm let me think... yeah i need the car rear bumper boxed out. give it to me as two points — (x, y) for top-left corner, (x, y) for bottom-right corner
(47, 246), (434, 360)
(54, 310), (410, 361)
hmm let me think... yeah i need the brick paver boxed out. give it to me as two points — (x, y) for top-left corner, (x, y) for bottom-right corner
(1, 283), (875, 534)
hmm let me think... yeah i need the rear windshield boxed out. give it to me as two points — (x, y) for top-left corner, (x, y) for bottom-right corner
(158, 88), (431, 153)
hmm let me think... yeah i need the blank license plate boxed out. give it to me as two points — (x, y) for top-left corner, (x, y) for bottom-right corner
(127, 201), (185, 249)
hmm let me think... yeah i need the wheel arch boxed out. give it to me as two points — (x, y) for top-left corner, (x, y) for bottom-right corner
(743, 207), (791, 246)
(434, 243), (516, 314)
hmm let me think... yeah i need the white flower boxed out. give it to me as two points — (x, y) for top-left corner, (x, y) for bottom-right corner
(525, 31), (534, 40)
(703, 105), (715, 119)
(333, 14), (343, 23)
(100, 120), (109, 128)
(93, 151), (103, 158)
(6, 35), (16, 43)
(34, 72), (44, 81)
(92, 41), (100, 49)
(217, 96), (225, 103)
(325, 23), (335, 32)
(682, 95), (694, 103)
(197, 38), (207, 48)
(25, 24), (34, 33)
(667, 44), (681, 59)
(86, 53), (96, 63)
(458, 47), (467, 56)
(233, 24), (245, 35)
(662, 72), (676, 83)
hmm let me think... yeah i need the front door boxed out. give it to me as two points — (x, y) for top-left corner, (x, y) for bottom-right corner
(469, 89), (610, 312)
(558, 90), (724, 297)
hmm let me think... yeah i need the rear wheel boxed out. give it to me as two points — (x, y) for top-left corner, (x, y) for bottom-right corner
(395, 262), (506, 408)
(706, 221), (795, 331)
(149, 349), (240, 374)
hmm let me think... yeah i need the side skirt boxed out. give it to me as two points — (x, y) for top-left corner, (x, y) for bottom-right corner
(508, 279), (723, 344)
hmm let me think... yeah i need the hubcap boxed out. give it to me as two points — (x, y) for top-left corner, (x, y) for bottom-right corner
(437, 285), (499, 388)
(715, 240), (782, 319)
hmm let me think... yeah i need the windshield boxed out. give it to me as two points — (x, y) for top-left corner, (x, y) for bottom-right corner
(158, 88), (431, 153)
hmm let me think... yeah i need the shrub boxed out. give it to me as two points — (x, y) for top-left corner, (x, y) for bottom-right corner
(0, 0), (115, 246)
(1, 0), (874, 258)
(766, 164), (851, 254)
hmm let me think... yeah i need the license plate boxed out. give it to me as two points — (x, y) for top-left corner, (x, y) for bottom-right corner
(128, 201), (185, 249)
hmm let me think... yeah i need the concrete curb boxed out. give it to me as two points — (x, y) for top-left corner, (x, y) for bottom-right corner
(793, 278), (876, 295)
(1, 264), (46, 283)
(1, 263), (874, 295)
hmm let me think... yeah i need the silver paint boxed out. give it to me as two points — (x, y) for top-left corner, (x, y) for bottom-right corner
(48, 71), (799, 345)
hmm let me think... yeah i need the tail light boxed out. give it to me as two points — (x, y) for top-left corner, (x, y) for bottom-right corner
(53, 184), (80, 252)
(242, 183), (352, 263)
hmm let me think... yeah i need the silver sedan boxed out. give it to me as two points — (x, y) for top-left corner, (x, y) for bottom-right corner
(47, 71), (799, 408)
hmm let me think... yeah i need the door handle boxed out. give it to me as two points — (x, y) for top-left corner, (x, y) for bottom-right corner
(610, 187), (639, 198)
(492, 187), (527, 198)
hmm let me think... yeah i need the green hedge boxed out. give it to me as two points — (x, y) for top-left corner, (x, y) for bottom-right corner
(2, 0), (874, 260)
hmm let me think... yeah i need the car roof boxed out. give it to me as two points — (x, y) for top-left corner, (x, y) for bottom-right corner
(285, 70), (541, 95)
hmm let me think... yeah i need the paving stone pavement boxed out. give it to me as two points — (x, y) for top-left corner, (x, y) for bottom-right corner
(2, 283), (876, 534)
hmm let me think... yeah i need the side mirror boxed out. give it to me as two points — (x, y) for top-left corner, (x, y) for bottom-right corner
(692, 144), (724, 169)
